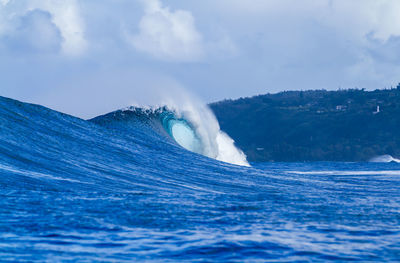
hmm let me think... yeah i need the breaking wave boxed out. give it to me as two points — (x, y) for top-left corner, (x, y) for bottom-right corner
(370, 155), (400, 163)
(92, 104), (249, 167)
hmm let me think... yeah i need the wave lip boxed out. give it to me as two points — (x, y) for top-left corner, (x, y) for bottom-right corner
(369, 155), (400, 163)
(158, 108), (249, 166)
(158, 107), (250, 166)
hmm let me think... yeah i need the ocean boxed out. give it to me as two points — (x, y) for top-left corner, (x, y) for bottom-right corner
(0, 96), (399, 262)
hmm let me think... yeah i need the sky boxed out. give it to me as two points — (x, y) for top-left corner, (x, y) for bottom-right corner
(1, 0), (400, 118)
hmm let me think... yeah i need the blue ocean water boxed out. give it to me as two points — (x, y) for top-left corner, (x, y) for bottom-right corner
(0, 96), (400, 262)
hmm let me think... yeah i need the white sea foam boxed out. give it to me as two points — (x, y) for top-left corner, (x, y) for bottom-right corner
(135, 90), (250, 167)
(166, 97), (249, 167)
(369, 155), (400, 163)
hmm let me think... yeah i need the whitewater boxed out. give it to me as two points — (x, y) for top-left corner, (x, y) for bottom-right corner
(0, 95), (400, 262)
(370, 154), (400, 163)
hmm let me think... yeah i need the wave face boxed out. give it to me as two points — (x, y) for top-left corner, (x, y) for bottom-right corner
(1, 96), (400, 262)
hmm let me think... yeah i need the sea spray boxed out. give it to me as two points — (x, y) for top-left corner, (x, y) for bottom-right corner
(159, 93), (249, 166)
(124, 91), (250, 166)
(370, 155), (400, 163)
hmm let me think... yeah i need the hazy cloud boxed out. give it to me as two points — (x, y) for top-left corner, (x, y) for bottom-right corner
(0, 0), (86, 55)
(211, 0), (400, 42)
(128, 0), (204, 62)
(2, 9), (62, 53)
(28, 0), (87, 55)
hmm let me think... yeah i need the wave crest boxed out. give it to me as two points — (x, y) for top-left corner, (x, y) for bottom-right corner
(369, 155), (400, 163)
(94, 104), (249, 167)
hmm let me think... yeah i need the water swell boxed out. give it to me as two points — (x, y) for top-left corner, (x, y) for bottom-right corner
(92, 105), (249, 166)
(1, 96), (400, 262)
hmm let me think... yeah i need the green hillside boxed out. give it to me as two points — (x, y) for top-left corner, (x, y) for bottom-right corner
(210, 87), (400, 162)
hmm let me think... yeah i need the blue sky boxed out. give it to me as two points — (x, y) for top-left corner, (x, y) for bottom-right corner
(1, 0), (400, 118)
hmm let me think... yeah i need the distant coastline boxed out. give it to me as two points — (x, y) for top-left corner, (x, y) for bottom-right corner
(210, 87), (400, 162)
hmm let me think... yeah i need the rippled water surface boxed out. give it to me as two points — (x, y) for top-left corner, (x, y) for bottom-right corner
(0, 97), (400, 262)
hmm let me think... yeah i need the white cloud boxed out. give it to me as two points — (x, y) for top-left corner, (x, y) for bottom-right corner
(0, 0), (86, 55)
(4, 9), (62, 53)
(27, 0), (87, 55)
(2, 0), (400, 118)
(128, 0), (204, 62)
